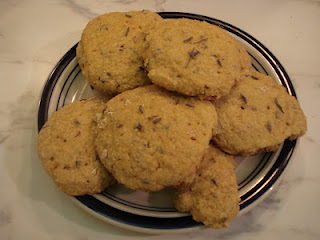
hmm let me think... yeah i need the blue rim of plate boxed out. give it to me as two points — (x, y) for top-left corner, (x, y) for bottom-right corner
(37, 12), (297, 232)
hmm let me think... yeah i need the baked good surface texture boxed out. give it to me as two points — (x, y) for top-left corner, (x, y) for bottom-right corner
(37, 99), (115, 196)
(95, 85), (218, 192)
(213, 71), (307, 155)
(77, 10), (163, 94)
(175, 145), (239, 229)
(143, 18), (252, 99)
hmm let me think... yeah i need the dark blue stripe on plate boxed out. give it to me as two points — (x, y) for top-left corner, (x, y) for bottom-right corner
(62, 68), (81, 107)
(75, 195), (202, 230)
(101, 191), (176, 212)
(240, 139), (295, 209)
(38, 43), (78, 131)
(248, 52), (268, 75)
(238, 153), (272, 189)
(56, 64), (79, 111)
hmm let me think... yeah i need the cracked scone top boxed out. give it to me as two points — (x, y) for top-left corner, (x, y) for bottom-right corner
(77, 10), (163, 94)
(213, 71), (307, 156)
(175, 145), (239, 229)
(37, 99), (115, 196)
(143, 18), (252, 99)
(95, 85), (218, 192)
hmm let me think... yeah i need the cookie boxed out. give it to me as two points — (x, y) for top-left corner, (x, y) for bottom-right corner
(175, 145), (239, 229)
(213, 71), (307, 155)
(143, 18), (252, 100)
(95, 85), (218, 192)
(77, 10), (163, 94)
(37, 98), (115, 196)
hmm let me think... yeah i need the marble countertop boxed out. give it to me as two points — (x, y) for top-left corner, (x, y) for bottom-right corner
(1, 0), (319, 239)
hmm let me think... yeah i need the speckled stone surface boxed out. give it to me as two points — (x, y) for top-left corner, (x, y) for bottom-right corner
(0, 0), (319, 239)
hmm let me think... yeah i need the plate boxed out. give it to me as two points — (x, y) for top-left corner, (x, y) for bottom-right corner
(37, 12), (297, 234)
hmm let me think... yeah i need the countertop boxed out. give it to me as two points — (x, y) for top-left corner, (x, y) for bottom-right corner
(1, 0), (319, 239)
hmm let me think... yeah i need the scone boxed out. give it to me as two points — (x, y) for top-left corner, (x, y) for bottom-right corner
(77, 10), (163, 94)
(95, 85), (218, 192)
(175, 145), (239, 229)
(143, 18), (252, 100)
(213, 71), (307, 155)
(37, 99), (115, 196)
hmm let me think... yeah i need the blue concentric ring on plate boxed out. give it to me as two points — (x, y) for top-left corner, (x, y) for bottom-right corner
(37, 12), (297, 232)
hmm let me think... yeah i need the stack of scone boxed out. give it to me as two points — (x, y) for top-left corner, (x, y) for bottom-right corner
(37, 10), (307, 229)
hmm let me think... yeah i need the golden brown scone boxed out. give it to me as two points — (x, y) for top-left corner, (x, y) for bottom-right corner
(143, 18), (252, 100)
(77, 10), (163, 94)
(175, 145), (239, 229)
(37, 99), (115, 196)
(213, 71), (307, 155)
(95, 85), (218, 192)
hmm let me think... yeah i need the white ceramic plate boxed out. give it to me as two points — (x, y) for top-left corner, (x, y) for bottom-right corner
(38, 12), (298, 234)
